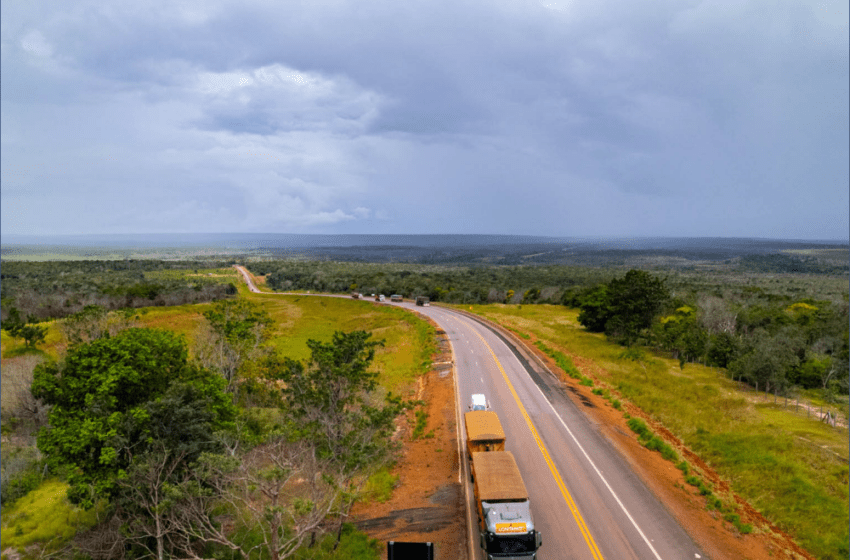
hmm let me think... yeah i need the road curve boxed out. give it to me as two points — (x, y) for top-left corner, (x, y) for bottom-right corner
(410, 303), (708, 560)
(234, 266), (708, 559)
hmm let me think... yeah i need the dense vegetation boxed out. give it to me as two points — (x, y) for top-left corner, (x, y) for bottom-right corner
(252, 260), (613, 303)
(566, 270), (849, 395)
(1, 249), (847, 560)
(1, 293), (429, 560)
(252, 260), (849, 396)
(0, 260), (239, 322)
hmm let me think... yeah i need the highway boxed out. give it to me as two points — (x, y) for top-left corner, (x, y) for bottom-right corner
(398, 302), (707, 560)
(234, 268), (708, 559)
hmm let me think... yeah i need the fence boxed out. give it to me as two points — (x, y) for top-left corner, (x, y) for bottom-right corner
(749, 380), (848, 429)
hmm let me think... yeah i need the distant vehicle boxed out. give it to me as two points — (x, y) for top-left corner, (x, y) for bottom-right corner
(390, 294), (403, 302)
(415, 296), (430, 306)
(469, 393), (490, 411)
(375, 294), (386, 302)
(351, 292), (360, 299)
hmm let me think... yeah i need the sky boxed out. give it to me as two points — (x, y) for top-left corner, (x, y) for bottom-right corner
(2, 0), (848, 240)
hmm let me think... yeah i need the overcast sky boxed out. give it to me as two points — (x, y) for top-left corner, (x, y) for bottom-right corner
(2, 0), (848, 240)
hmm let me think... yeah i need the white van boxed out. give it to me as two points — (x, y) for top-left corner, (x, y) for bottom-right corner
(469, 393), (490, 411)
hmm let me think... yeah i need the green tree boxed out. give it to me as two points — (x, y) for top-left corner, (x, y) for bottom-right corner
(266, 330), (406, 550)
(60, 304), (109, 346)
(2, 307), (48, 348)
(728, 328), (802, 392)
(194, 299), (272, 393)
(522, 287), (541, 304)
(31, 328), (236, 509)
(655, 306), (708, 367)
(706, 331), (740, 369)
(271, 331), (403, 470)
(576, 284), (611, 332)
(604, 270), (669, 345)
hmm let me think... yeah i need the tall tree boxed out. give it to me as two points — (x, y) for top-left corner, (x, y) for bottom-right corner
(604, 270), (670, 345)
(271, 330), (403, 470)
(31, 328), (235, 509)
(194, 299), (272, 393)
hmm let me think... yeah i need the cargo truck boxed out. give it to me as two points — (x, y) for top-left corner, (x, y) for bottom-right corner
(464, 410), (505, 460)
(415, 296), (430, 306)
(470, 451), (542, 559)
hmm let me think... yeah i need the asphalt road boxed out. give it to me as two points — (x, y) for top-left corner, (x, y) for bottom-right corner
(402, 302), (708, 560)
(233, 268), (708, 559)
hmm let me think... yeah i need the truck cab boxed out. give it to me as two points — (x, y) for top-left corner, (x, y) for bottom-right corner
(471, 451), (542, 559)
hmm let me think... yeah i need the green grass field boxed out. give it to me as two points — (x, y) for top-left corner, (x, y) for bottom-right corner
(247, 293), (435, 395)
(457, 303), (849, 560)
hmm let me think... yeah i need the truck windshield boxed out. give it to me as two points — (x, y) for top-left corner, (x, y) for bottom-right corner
(485, 533), (537, 554)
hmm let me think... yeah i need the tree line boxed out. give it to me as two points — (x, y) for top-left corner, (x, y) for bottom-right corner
(1, 260), (239, 323)
(567, 270), (849, 397)
(4, 299), (403, 560)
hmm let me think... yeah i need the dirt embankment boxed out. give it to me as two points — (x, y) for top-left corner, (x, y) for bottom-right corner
(352, 322), (467, 560)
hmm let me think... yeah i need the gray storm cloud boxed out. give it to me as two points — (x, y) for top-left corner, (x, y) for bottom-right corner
(1, 0), (847, 238)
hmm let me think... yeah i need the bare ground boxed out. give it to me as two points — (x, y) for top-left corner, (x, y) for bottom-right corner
(352, 321), (466, 560)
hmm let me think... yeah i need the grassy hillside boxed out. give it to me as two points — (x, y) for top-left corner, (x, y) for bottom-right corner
(458, 303), (849, 560)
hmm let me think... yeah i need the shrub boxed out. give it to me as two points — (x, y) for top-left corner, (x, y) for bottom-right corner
(0, 480), (101, 551)
(723, 512), (741, 524)
(411, 410), (429, 441)
(362, 467), (399, 504)
(627, 418), (651, 439)
(1, 467), (43, 508)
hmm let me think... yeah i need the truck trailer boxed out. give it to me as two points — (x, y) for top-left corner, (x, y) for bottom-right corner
(464, 410), (505, 460)
(470, 451), (542, 559)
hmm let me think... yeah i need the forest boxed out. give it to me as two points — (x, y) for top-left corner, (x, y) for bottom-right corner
(0, 260), (239, 322)
(249, 259), (849, 395)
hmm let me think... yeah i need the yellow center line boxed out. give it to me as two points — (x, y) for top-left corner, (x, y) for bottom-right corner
(470, 326), (605, 560)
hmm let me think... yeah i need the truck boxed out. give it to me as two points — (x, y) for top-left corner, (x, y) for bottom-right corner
(351, 292), (360, 299)
(415, 296), (430, 306)
(470, 451), (542, 559)
(375, 294), (386, 302)
(464, 410), (505, 460)
(390, 294), (403, 302)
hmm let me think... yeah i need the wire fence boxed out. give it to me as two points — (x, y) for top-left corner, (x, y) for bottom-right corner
(746, 380), (849, 430)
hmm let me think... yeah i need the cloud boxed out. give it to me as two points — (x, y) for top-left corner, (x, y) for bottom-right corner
(20, 30), (52, 57)
(1, 0), (847, 238)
